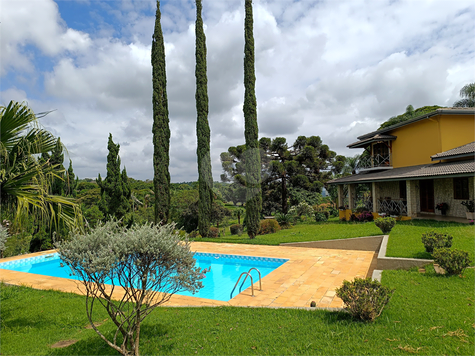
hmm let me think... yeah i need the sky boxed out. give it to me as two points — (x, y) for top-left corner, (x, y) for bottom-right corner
(1, 0), (474, 182)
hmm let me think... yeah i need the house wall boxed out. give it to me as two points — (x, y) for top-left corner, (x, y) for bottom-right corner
(389, 114), (474, 168)
(439, 115), (475, 152)
(433, 176), (474, 218)
(377, 181), (399, 199)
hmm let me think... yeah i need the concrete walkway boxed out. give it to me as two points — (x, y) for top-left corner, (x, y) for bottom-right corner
(0, 242), (374, 309)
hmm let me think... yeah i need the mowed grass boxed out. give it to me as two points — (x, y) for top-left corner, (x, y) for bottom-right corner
(1, 267), (473, 355)
(385, 219), (475, 262)
(200, 220), (381, 245)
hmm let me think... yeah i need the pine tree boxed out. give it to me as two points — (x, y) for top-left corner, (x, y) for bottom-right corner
(195, 0), (213, 237)
(97, 134), (131, 220)
(152, 0), (171, 224)
(50, 138), (65, 195)
(243, 0), (262, 239)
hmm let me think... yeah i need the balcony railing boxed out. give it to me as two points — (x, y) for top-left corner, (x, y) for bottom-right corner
(357, 154), (392, 171)
(377, 199), (407, 216)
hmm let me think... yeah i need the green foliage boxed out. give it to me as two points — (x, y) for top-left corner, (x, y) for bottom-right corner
(378, 105), (443, 130)
(64, 159), (77, 196)
(96, 134), (131, 220)
(288, 202), (314, 219)
(152, 0), (171, 224)
(433, 248), (472, 275)
(461, 200), (475, 212)
(83, 205), (104, 229)
(453, 82), (475, 107)
(421, 230), (453, 253)
(0, 225), (9, 256)
(374, 217), (396, 234)
(49, 138), (65, 195)
(257, 219), (281, 235)
(274, 211), (295, 228)
(314, 212), (328, 222)
(335, 277), (395, 322)
(208, 226), (219, 238)
(243, 0), (262, 239)
(56, 220), (205, 356)
(195, 0), (213, 237)
(230, 224), (243, 235)
(0, 101), (83, 233)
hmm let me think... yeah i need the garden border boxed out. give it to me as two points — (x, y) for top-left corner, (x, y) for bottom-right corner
(281, 235), (433, 271)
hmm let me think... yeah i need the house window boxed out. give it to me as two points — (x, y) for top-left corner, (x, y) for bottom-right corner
(399, 180), (407, 200)
(453, 177), (469, 200)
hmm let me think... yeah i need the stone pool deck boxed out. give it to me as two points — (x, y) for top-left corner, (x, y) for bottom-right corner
(0, 242), (375, 309)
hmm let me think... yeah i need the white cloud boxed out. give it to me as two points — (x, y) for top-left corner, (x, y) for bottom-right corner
(1, 0), (474, 182)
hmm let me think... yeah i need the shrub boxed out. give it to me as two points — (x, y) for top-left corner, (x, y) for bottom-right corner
(374, 217), (396, 234)
(433, 248), (472, 275)
(275, 212), (295, 228)
(421, 231), (453, 253)
(335, 277), (395, 322)
(230, 224), (243, 235)
(258, 219), (281, 235)
(289, 202), (314, 218)
(0, 225), (9, 257)
(357, 211), (374, 222)
(208, 227), (219, 238)
(461, 200), (475, 212)
(189, 230), (201, 238)
(56, 221), (206, 356)
(314, 212), (328, 222)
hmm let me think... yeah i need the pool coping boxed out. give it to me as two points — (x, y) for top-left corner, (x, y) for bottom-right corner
(0, 242), (375, 309)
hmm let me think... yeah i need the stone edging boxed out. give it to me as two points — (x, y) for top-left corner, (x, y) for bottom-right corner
(281, 234), (434, 271)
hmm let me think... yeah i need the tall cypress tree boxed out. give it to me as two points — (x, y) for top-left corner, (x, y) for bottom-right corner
(97, 134), (131, 220)
(243, 0), (262, 239)
(50, 138), (65, 196)
(152, 0), (171, 224)
(64, 159), (77, 197)
(195, 0), (213, 237)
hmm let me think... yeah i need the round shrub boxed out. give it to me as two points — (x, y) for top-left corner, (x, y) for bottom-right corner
(230, 224), (243, 235)
(208, 227), (219, 238)
(374, 217), (396, 234)
(314, 212), (328, 222)
(258, 219), (281, 235)
(335, 277), (395, 322)
(421, 231), (453, 253)
(433, 248), (472, 275)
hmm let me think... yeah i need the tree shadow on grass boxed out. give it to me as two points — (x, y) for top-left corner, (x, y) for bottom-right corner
(48, 322), (173, 356)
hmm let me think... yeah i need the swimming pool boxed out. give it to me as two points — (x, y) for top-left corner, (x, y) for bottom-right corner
(0, 252), (288, 302)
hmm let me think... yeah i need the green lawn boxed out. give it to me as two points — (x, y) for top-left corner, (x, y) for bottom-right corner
(201, 220), (381, 245)
(1, 267), (473, 355)
(385, 219), (475, 263)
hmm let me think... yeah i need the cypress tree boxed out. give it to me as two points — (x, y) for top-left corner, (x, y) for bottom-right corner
(243, 0), (262, 239)
(195, 0), (213, 237)
(97, 134), (131, 220)
(50, 138), (65, 195)
(64, 159), (77, 197)
(152, 0), (171, 224)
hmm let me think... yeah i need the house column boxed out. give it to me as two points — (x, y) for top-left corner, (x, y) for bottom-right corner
(337, 185), (344, 207)
(406, 180), (418, 218)
(348, 184), (356, 210)
(372, 182), (379, 214)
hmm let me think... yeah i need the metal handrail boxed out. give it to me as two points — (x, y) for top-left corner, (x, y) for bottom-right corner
(230, 272), (254, 299)
(239, 267), (262, 293)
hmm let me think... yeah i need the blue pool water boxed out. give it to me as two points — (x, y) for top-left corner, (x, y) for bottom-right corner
(0, 253), (288, 302)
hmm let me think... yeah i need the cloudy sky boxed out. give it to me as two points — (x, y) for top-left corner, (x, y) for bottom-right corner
(1, 0), (474, 182)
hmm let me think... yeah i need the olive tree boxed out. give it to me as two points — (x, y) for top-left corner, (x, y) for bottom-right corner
(56, 221), (206, 356)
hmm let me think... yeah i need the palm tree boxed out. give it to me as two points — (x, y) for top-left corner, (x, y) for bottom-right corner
(342, 154), (361, 175)
(453, 83), (475, 107)
(0, 101), (83, 231)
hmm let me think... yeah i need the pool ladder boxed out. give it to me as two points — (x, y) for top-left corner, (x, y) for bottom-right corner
(230, 267), (262, 299)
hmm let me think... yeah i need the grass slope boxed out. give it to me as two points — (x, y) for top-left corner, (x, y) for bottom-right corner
(385, 220), (474, 262)
(1, 267), (473, 355)
(200, 221), (381, 245)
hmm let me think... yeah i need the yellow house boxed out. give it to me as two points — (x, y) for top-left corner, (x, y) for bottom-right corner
(330, 108), (475, 220)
